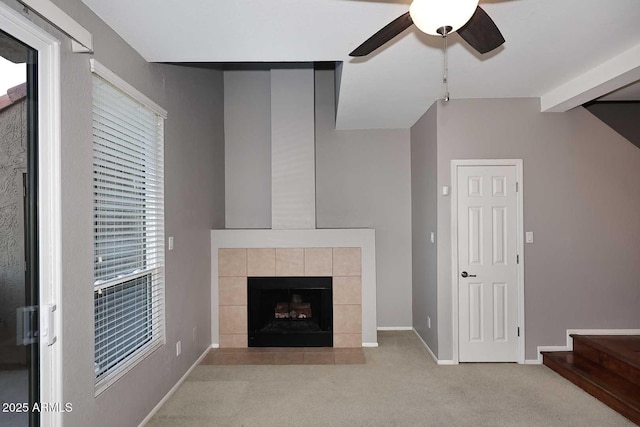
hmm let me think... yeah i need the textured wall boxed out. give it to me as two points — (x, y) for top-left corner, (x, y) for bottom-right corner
(270, 67), (316, 229)
(224, 67), (318, 230)
(315, 69), (413, 328)
(434, 98), (640, 360)
(2, 0), (225, 425)
(410, 102), (438, 354)
(0, 98), (26, 364)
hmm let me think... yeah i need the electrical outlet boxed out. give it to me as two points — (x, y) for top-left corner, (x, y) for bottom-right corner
(192, 327), (197, 343)
(176, 340), (181, 356)
(427, 316), (431, 329)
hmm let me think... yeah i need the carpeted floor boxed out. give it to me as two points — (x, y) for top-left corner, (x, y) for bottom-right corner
(147, 331), (633, 427)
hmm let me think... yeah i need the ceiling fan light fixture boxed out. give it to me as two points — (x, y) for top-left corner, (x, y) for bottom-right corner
(409, 0), (479, 36)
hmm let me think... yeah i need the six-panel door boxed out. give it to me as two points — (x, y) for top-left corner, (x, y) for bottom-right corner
(457, 165), (519, 362)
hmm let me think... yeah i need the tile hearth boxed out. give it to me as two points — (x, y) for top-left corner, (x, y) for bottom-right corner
(202, 347), (366, 365)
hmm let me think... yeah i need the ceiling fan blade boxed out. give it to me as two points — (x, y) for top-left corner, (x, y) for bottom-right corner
(457, 6), (505, 55)
(350, 12), (414, 57)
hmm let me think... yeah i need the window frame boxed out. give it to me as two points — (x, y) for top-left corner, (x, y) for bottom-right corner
(90, 59), (167, 395)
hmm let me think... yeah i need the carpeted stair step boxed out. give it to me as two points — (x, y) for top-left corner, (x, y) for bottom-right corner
(572, 335), (640, 387)
(543, 351), (640, 425)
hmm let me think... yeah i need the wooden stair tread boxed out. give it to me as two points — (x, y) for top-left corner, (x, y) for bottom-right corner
(572, 335), (640, 387)
(571, 335), (640, 371)
(543, 351), (640, 424)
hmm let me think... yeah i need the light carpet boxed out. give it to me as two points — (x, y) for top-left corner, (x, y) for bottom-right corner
(148, 331), (633, 426)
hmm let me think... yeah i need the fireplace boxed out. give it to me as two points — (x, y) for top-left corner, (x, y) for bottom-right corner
(248, 277), (333, 347)
(213, 240), (374, 348)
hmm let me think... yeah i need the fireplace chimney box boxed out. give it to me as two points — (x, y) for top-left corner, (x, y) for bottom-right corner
(270, 67), (316, 229)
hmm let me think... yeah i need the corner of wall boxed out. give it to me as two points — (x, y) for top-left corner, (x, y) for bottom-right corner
(410, 101), (439, 355)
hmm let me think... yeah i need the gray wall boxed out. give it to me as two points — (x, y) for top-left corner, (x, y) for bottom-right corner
(224, 70), (271, 228)
(3, 1), (225, 425)
(222, 68), (414, 327)
(410, 103), (438, 353)
(271, 67), (316, 229)
(0, 98), (26, 365)
(432, 98), (640, 360)
(225, 67), (318, 230)
(586, 102), (640, 150)
(315, 69), (413, 327)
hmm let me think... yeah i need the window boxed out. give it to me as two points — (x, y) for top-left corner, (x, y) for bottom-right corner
(91, 60), (167, 393)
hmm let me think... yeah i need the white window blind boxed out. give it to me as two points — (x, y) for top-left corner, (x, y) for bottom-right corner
(91, 60), (166, 393)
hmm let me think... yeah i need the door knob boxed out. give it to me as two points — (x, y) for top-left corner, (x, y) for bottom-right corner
(461, 271), (476, 278)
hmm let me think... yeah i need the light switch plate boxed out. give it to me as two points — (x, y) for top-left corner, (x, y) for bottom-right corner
(168, 236), (174, 251)
(525, 232), (534, 243)
(430, 232), (435, 244)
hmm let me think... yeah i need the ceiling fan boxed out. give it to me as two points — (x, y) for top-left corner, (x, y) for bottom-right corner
(350, 0), (505, 57)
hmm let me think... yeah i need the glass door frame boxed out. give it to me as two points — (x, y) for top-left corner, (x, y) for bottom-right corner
(26, 45), (39, 427)
(0, 3), (63, 426)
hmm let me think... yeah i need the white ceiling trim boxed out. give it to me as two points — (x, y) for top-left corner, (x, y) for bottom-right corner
(19, 0), (93, 52)
(541, 43), (640, 112)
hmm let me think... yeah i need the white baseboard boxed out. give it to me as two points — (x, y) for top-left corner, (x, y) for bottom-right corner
(411, 328), (437, 363)
(211, 343), (219, 349)
(524, 359), (542, 365)
(411, 328), (457, 365)
(435, 359), (458, 365)
(138, 346), (210, 426)
(377, 326), (413, 331)
(536, 328), (640, 364)
(537, 345), (570, 353)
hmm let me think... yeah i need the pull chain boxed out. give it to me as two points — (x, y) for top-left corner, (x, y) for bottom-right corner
(443, 32), (450, 102)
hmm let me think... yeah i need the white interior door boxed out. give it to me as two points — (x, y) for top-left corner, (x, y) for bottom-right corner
(457, 165), (519, 362)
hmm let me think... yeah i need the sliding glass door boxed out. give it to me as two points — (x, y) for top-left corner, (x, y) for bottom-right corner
(0, 29), (39, 427)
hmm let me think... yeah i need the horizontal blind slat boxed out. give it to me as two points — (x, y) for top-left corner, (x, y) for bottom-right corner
(92, 72), (165, 386)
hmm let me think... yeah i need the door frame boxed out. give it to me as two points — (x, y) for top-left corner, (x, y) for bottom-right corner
(451, 159), (525, 364)
(0, 2), (62, 425)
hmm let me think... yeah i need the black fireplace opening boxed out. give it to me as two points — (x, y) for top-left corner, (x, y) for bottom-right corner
(248, 277), (332, 347)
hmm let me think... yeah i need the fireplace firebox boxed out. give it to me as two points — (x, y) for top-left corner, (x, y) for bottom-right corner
(248, 277), (332, 347)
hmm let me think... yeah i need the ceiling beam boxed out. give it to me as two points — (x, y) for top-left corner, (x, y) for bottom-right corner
(541, 43), (640, 112)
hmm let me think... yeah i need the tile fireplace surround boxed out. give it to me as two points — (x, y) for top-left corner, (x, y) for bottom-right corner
(211, 229), (378, 348)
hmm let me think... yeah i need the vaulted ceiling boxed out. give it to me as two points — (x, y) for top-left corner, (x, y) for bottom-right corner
(80, 0), (640, 129)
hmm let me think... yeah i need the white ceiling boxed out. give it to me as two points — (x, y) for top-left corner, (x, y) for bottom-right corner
(80, 0), (640, 129)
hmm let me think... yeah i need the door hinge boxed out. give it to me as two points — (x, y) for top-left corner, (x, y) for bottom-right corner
(516, 182), (519, 192)
(517, 254), (520, 264)
(517, 327), (520, 337)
